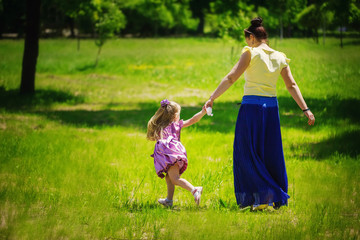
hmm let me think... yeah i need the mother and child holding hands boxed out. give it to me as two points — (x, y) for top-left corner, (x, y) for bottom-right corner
(147, 17), (315, 210)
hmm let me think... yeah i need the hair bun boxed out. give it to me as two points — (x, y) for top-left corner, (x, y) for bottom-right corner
(251, 17), (263, 27)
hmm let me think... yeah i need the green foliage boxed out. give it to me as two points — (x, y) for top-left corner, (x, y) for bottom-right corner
(205, 1), (253, 41)
(122, 0), (197, 35)
(167, 1), (199, 33)
(92, 0), (126, 47)
(282, 0), (307, 29)
(54, 0), (91, 19)
(138, 0), (175, 30)
(296, 4), (321, 30)
(257, 6), (278, 30)
(349, 1), (360, 29)
(1, 0), (359, 41)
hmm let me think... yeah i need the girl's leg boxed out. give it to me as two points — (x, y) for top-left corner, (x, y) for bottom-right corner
(167, 164), (194, 192)
(165, 173), (175, 200)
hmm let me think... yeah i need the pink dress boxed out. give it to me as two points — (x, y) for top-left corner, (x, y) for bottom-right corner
(151, 120), (188, 178)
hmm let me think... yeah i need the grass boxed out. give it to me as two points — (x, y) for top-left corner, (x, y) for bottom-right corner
(0, 37), (359, 239)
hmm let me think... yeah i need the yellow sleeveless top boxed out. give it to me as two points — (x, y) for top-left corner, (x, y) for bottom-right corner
(241, 46), (290, 97)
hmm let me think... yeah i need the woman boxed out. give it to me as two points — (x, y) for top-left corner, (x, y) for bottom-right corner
(204, 17), (315, 210)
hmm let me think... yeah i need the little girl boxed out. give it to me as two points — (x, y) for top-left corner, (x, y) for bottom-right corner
(147, 99), (207, 206)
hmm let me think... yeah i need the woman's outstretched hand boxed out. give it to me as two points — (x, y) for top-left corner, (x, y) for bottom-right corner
(204, 98), (214, 109)
(304, 110), (315, 126)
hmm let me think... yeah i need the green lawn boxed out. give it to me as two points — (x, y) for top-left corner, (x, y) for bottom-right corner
(0, 37), (359, 239)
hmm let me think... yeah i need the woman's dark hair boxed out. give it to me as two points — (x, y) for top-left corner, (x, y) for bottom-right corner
(244, 17), (268, 40)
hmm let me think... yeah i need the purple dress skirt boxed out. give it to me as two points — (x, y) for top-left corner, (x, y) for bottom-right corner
(151, 120), (188, 178)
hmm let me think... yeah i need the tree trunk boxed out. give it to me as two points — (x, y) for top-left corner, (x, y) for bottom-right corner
(279, 16), (283, 40)
(323, 20), (326, 45)
(340, 25), (343, 48)
(95, 45), (102, 67)
(0, 15), (3, 39)
(69, 17), (75, 38)
(230, 46), (234, 63)
(287, 25), (292, 38)
(196, 11), (205, 35)
(20, 0), (41, 95)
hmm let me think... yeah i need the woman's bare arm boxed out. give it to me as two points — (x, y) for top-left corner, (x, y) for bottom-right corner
(281, 66), (315, 125)
(205, 50), (251, 108)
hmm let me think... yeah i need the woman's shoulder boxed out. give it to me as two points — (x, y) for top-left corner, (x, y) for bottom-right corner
(241, 46), (252, 54)
(241, 46), (260, 54)
(275, 51), (291, 65)
(241, 46), (260, 59)
(276, 50), (288, 58)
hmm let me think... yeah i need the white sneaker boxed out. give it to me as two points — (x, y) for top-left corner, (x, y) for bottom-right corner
(192, 187), (203, 205)
(158, 198), (173, 207)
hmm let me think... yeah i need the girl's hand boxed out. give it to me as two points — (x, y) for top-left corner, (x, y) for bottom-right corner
(201, 105), (207, 113)
(304, 110), (315, 126)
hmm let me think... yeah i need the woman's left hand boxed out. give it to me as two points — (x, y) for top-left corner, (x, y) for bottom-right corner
(304, 110), (315, 126)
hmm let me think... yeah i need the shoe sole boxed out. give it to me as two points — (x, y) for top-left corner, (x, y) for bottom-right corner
(251, 204), (268, 211)
(158, 199), (173, 207)
(195, 187), (203, 205)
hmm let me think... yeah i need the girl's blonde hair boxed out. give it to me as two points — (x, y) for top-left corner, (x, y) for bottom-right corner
(147, 101), (181, 141)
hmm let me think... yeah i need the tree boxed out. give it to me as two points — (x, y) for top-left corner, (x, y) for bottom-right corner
(167, 0), (198, 35)
(264, 0), (287, 40)
(349, 1), (360, 31)
(319, 2), (334, 45)
(92, 0), (126, 67)
(1, 0), (26, 38)
(121, 0), (196, 36)
(0, 0), (4, 38)
(20, 0), (41, 94)
(206, 0), (253, 41)
(330, 0), (360, 47)
(189, 0), (212, 34)
(296, 4), (322, 43)
(59, 0), (89, 38)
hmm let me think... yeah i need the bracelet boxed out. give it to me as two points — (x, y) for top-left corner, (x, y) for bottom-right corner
(302, 108), (310, 112)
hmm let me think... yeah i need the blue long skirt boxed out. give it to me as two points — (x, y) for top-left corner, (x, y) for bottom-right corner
(233, 95), (290, 207)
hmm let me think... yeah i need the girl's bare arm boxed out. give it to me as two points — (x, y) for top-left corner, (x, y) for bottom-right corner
(183, 108), (206, 128)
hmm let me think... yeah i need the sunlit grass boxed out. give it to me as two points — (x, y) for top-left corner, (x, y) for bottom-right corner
(0, 38), (359, 239)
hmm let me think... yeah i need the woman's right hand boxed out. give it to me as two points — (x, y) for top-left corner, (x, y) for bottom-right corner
(204, 98), (214, 109)
(304, 110), (315, 126)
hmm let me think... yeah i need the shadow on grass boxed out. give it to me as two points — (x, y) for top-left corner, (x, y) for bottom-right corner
(36, 96), (360, 159)
(115, 200), (286, 213)
(292, 130), (360, 159)
(277, 96), (360, 129)
(1, 89), (359, 159)
(76, 63), (96, 72)
(0, 86), (85, 110)
(341, 39), (360, 46)
(38, 94), (358, 131)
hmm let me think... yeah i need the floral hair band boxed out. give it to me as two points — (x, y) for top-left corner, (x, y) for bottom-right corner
(161, 99), (170, 107)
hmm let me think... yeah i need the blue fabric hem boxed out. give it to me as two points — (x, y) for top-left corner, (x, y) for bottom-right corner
(235, 191), (289, 208)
